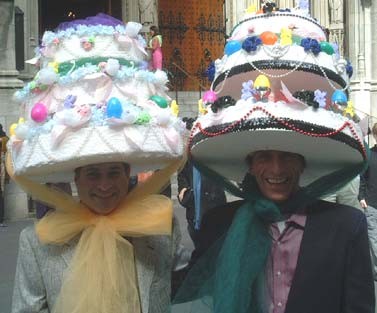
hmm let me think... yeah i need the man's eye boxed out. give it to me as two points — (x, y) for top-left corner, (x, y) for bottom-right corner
(86, 173), (99, 179)
(109, 171), (121, 177)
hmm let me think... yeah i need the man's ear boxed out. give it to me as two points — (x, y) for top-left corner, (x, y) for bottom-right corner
(248, 163), (255, 176)
(74, 168), (80, 183)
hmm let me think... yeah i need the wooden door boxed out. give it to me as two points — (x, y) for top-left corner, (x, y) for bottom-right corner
(158, 0), (225, 91)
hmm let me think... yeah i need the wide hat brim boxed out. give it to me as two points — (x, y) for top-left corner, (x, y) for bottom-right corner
(9, 124), (186, 183)
(190, 119), (366, 187)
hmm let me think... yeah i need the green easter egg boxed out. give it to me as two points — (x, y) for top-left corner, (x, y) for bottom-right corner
(320, 41), (334, 55)
(149, 95), (168, 108)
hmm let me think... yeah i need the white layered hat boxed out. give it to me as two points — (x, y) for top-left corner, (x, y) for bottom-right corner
(9, 14), (186, 182)
(189, 9), (367, 187)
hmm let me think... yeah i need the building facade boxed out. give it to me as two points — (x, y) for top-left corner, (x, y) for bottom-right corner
(0, 0), (376, 219)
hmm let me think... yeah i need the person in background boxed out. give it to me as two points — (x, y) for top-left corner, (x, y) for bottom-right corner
(359, 122), (377, 210)
(177, 117), (227, 247)
(0, 124), (9, 227)
(322, 175), (362, 210)
(359, 122), (377, 280)
(147, 25), (163, 70)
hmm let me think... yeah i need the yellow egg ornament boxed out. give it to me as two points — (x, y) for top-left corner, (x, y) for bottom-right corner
(48, 61), (59, 73)
(343, 100), (355, 118)
(245, 4), (257, 14)
(280, 27), (293, 46)
(170, 100), (179, 117)
(254, 74), (271, 89)
(9, 123), (18, 137)
(254, 74), (271, 101)
(198, 99), (208, 115)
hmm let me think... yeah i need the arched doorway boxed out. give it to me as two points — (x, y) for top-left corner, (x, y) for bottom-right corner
(39, 0), (122, 33)
(158, 0), (226, 91)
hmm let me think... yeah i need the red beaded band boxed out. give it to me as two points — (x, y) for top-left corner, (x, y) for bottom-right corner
(188, 106), (366, 158)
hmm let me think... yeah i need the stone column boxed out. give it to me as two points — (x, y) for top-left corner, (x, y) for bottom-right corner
(0, 0), (29, 220)
(23, 0), (39, 79)
(369, 0), (377, 128)
(277, 0), (295, 9)
(328, 0), (345, 55)
(347, 0), (373, 146)
(311, 0), (330, 29)
(0, 0), (23, 87)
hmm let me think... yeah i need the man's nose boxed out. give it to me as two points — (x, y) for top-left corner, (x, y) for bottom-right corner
(270, 156), (285, 172)
(97, 177), (113, 191)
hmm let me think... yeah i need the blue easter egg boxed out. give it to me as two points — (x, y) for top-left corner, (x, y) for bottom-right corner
(106, 97), (123, 118)
(224, 41), (242, 56)
(331, 90), (347, 104)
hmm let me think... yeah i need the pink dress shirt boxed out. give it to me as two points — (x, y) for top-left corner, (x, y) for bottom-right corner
(266, 214), (307, 313)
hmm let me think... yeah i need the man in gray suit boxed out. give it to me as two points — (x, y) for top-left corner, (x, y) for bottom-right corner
(12, 161), (181, 313)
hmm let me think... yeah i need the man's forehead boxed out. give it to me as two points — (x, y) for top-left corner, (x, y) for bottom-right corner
(251, 150), (303, 157)
(81, 162), (126, 172)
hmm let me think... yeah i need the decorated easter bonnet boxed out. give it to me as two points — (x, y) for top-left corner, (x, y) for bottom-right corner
(9, 13), (185, 183)
(173, 2), (368, 313)
(189, 2), (367, 188)
(8, 14), (186, 313)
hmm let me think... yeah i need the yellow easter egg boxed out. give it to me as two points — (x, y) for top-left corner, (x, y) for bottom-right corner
(254, 74), (271, 89)
(9, 123), (18, 136)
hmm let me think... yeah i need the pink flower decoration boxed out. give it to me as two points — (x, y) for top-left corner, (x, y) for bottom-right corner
(203, 90), (218, 104)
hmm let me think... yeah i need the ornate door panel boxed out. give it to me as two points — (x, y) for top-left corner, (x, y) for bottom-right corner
(159, 0), (225, 91)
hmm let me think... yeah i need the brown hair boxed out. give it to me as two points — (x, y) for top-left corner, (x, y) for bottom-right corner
(150, 25), (160, 35)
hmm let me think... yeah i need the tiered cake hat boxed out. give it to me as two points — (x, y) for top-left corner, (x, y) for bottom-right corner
(9, 14), (186, 182)
(190, 2), (367, 187)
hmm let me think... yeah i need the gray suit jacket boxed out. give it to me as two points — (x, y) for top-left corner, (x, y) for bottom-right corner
(12, 219), (181, 313)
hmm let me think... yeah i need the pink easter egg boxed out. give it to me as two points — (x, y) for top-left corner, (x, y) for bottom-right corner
(31, 102), (48, 123)
(203, 90), (218, 104)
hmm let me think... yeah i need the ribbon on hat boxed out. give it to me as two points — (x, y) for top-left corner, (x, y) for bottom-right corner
(6, 153), (185, 313)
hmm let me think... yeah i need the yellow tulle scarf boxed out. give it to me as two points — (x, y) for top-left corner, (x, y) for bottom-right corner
(6, 154), (185, 313)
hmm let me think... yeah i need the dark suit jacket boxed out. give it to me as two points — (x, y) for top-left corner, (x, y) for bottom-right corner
(189, 199), (375, 313)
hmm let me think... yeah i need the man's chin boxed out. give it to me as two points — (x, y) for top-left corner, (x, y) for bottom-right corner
(90, 201), (119, 215)
(262, 190), (292, 203)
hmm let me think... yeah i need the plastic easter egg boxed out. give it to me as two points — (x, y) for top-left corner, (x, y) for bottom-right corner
(149, 95), (168, 108)
(260, 31), (278, 45)
(15, 123), (29, 140)
(105, 58), (120, 76)
(31, 102), (48, 123)
(106, 97), (123, 118)
(254, 74), (271, 89)
(331, 90), (347, 104)
(38, 67), (58, 85)
(9, 123), (18, 136)
(202, 90), (218, 104)
(224, 40), (242, 56)
(320, 41), (334, 55)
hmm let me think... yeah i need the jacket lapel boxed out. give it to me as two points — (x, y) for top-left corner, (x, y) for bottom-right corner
(284, 201), (326, 312)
